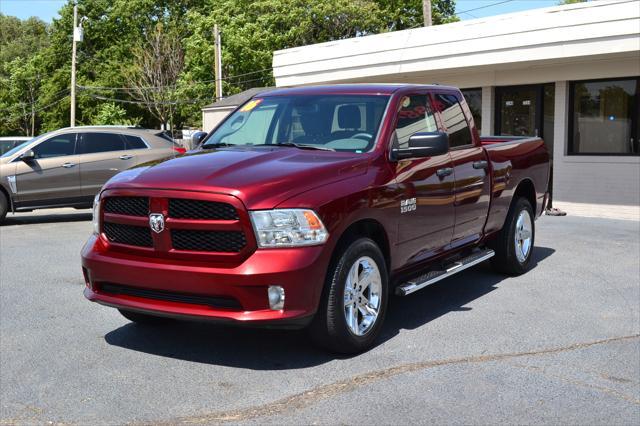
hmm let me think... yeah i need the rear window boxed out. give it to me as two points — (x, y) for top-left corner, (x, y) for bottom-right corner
(123, 134), (148, 150)
(155, 131), (179, 145)
(78, 133), (125, 154)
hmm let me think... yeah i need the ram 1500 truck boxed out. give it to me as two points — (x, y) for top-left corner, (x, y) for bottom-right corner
(82, 84), (549, 353)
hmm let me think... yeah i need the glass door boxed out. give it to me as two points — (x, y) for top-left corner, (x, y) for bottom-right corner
(496, 85), (542, 137)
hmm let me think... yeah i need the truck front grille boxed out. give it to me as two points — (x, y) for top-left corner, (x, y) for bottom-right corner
(103, 222), (153, 247)
(169, 199), (238, 220)
(100, 194), (252, 258)
(104, 197), (149, 217)
(172, 230), (246, 252)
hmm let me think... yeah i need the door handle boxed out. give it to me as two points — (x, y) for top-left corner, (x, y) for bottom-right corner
(436, 167), (453, 178)
(61, 162), (76, 168)
(119, 154), (133, 160)
(473, 160), (488, 169)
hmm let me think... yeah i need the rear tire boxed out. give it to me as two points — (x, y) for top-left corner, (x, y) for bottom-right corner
(490, 197), (535, 275)
(310, 238), (388, 354)
(118, 309), (173, 325)
(0, 192), (8, 223)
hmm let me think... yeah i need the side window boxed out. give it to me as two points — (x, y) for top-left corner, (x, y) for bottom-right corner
(123, 134), (148, 150)
(433, 94), (472, 148)
(32, 134), (76, 158)
(393, 95), (438, 148)
(78, 132), (125, 154)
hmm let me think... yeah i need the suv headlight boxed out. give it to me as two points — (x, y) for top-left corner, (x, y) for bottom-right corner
(92, 194), (101, 235)
(250, 209), (328, 248)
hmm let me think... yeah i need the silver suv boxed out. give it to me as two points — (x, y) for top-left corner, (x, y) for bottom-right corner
(0, 126), (185, 222)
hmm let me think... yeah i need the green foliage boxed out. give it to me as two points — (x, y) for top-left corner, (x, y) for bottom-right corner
(0, 0), (459, 136)
(92, 103), (141, 126)
(558, 0), (587, 4)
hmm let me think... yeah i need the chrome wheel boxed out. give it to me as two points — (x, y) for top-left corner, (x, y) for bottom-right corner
(343, 256), (382, 336)
(514, 209), (533, 263)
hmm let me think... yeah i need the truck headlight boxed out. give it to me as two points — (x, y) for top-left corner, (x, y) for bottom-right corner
(250, 209), (328, 248)
(92, 194), (101, 235)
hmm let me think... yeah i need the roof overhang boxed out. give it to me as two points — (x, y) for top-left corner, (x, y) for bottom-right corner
(273, 0), (640, 87)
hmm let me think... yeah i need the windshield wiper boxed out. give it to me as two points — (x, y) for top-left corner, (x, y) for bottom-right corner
(201, 142), (234, 149)
(252, 142), (335, 152)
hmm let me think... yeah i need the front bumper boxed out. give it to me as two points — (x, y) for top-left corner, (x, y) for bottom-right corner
(81, 235), (330, 328)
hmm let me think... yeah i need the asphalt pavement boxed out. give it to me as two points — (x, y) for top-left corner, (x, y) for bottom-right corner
(1, 209), (638, 425)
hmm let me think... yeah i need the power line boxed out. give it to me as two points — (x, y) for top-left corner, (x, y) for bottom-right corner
(85, 93), (201, 105)
(455, 0), (514, 16)
(77, 67), (273, 92)
(0, 89), (70, 113)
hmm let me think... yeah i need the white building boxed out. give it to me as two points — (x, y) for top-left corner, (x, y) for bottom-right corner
(272, 0), (640, 218)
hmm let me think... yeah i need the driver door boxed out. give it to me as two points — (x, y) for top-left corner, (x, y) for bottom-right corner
(392, 93), (456, 265)
(14, 133), (81, 205)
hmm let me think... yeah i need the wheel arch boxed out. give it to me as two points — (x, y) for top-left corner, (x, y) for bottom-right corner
(0, 184), (12, 213)
(332, 218), (391, 270)
(512, 178), (536, 214)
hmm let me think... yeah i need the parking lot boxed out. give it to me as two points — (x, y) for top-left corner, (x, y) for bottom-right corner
(0, 211), (638, 425)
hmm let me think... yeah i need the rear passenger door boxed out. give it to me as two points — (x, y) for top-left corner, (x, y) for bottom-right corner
(78, 132), (136, 197)
(432, 93), (491, 246)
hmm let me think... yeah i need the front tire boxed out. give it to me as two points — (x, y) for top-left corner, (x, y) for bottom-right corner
(310, 238), (388, 354)
(490, 197), (535, 275)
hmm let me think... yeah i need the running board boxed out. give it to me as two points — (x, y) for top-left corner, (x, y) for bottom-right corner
(395, 249), (495, 296)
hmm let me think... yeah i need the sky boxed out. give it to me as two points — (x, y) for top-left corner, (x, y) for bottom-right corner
(0, 0), (564, 22)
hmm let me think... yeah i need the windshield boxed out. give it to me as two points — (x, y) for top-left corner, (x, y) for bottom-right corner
(1, 137), (36, 158)
(203, 94), (390, 153)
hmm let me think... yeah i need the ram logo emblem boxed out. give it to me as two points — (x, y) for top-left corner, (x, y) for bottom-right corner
(149, 213), (165, 234)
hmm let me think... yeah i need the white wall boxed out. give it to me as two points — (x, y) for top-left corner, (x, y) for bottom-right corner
(202, 107), (235, 132)
(552, 82), (640, 206)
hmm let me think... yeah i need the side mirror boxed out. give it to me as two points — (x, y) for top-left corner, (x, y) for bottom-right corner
(20, 149), (36, 162)
(191, 131), (208, 147)
(392, 131), (449, 160)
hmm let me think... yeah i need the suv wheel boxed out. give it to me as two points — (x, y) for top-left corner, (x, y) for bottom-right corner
(310, 238), (388, 354)
(490, 197), (535, 275)
(0, 192), (8, 223)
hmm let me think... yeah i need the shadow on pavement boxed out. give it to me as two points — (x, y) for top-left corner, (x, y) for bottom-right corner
(104, 246), (556, 369)
(1, 210), (92, 226)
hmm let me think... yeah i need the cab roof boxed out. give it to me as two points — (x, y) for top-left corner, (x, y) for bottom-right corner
(259, 83), (458, 97)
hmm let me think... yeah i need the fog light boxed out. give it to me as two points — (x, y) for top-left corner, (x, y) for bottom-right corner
(268, 285), (285, 310)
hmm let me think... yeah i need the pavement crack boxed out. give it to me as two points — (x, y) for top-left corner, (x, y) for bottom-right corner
(149, 333), (640, 425)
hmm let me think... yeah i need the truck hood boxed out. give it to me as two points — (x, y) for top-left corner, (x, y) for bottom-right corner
(104, 147), (369, 209)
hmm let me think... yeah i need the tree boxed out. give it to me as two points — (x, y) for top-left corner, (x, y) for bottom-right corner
(92, 103), (141, 126)
(374, 0), (458, 31)
(0, 0), (461, 136)
(127, 26), (185, 130)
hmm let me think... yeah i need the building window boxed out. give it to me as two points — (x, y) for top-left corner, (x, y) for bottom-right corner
(569, 77), (639, 155)
(461, 88), (482, 134)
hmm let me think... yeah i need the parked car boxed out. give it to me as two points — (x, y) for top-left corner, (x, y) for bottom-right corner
(0, 126), (186, 222)
(82, 85), (550, 353)
(0, 136), (31, 155)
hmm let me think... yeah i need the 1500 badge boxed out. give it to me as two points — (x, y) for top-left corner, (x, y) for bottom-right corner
(400, 197), (416, 213)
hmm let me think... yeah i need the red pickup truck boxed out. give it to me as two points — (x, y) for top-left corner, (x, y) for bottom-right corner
(82, 84), (549, 353)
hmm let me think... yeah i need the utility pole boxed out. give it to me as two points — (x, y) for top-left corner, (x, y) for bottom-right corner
(213, 24), (223, 101)
(70, 3), (78, 127)
(423, 0), (432, 26)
